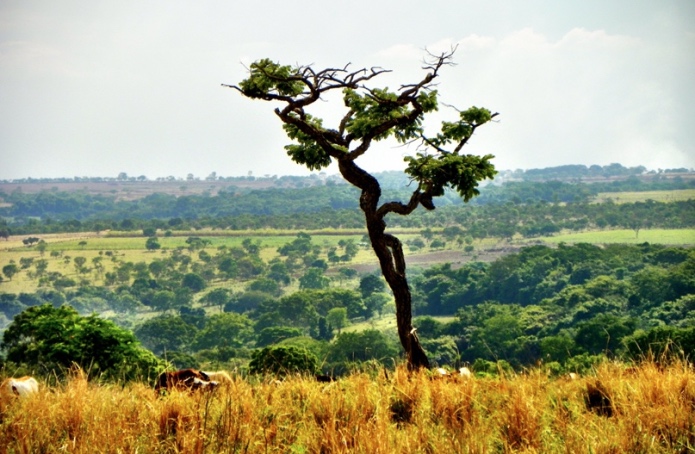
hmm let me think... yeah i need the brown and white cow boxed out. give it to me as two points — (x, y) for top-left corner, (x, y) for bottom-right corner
(1, 376), (39, 397)
(202, 370), (233, 386)
(155, 369), (219, 393)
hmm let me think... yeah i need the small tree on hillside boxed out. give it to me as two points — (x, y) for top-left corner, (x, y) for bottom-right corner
(227, 50), (497, 369)
(3, 263), (19, 281)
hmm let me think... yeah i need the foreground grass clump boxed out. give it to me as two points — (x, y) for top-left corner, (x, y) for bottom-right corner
(0, 361), (693, 453)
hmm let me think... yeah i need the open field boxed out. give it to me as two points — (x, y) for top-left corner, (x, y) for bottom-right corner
(1, 361), (692, 453)
(533, 228), (695, 245)
(343, 314), (457, 334)
(2, 228), (693, 294)
(592, 189), (695, 204)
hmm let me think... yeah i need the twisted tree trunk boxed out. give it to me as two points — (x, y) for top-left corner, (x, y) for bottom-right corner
(338, 159), (430, 370)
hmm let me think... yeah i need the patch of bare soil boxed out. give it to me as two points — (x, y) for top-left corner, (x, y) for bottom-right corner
(346, 246), (522, 274)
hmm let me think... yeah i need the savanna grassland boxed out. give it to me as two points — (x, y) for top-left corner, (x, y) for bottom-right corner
(593, 189), (695, 204)
(1, 361), (693, 453)
(2, 227), (693, 295)
(0, 230), (409, 295)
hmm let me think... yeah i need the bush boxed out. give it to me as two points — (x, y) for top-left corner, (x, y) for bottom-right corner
(2, 304), (164, 381)
(622, 326), (695, 363)
(248, 345), (319, 377)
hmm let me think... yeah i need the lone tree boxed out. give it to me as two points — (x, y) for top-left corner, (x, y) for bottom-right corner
(226, 50), (497, 370)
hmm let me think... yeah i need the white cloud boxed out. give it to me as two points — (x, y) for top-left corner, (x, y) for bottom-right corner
(557, 27), (640, 50)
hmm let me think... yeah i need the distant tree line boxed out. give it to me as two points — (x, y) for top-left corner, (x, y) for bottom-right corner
(505, 163), (691, 181)
(1, 178), (692, 237)
(5, 163), (687, 185)
(1, 199), (691, 242)
(2, 168), (693, 222)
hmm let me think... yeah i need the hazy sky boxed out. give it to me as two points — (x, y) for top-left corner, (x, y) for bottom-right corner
(1, 0), (693, 180)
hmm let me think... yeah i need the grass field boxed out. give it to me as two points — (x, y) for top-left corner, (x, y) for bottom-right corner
(532, 228), (695, 245)
(1, 361), (693, 453)
(1, 228), (693, 294)
(592, 189), (695, 203)
(343, 314), (457, 334)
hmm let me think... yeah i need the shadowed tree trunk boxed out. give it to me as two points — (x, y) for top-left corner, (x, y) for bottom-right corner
(338, 158), (430, 369)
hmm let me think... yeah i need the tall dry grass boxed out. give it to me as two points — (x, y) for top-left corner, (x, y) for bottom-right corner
(0, 361), (692, 453)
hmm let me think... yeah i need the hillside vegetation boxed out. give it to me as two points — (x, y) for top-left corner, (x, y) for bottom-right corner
(0, 164), (693, 379)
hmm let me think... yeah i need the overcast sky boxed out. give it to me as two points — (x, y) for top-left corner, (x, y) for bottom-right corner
(1, 0), (693, 180)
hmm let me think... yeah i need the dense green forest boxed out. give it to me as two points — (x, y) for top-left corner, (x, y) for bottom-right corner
(1, 164), (693, 379)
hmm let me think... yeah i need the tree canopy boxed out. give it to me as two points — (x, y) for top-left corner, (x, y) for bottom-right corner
(2, 304), (163, 381)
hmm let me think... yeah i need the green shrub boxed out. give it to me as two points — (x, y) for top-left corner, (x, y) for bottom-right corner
(248, 345), (318, 377)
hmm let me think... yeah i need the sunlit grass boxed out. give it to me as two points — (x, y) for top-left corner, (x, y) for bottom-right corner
(534, 228), (695, 245)
(1, 361), (692, 453)
(2, 228), (693, 294)
(593, 189), (695, 204)
(342, 314), (457, 334)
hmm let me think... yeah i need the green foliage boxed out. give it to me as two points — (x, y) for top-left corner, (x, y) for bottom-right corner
(622, 326), (695, 361)
(327, 330), (399, 366)
(257, 326), (304, 347)
(134, 314), (198, 356)
(299, 267), (329, 290)
(201, 287), (231, 307)
(2, 263), (19, 280)
(238, 58), (304, 98)
(246, 277), (282, 296)
(283, 115), (333, 170)
(181, 272), (206, 292)
(359, 274), (386, 299)
(145, 237), (161, 250)
(2, 304), (163, 380)
(326, 307), (348, 333)
(404, 152), (496, 200)
(248, 345), (319, 377)
(192, 312), (254, 351)
(421, 336), (459, 366)
(342, 87), (429, 142)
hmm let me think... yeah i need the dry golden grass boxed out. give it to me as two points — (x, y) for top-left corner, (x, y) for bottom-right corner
(0, 361), (693, 453)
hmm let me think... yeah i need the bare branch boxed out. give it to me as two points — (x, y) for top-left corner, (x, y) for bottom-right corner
(418, 134), (448, 155)
(453, 112), (500, 153)
(376, 189), (423, 218)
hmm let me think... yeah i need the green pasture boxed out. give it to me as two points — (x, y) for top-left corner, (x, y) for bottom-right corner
(2, 228), (692, 295)
(592, 189), (695, 204)
(532, 228), (695, 245)
(43, 233), (372, 252)
(0, 232), (377, 294)
(343, 314), (457, 335)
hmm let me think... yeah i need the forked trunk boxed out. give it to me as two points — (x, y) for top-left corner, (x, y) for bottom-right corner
(347, 162), (429, 370)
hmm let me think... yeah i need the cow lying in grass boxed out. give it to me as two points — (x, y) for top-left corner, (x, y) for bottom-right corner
(155, 369), (219, 393)
(1, 376), (39, 397)
(433, 367), (473, 380)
